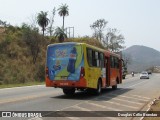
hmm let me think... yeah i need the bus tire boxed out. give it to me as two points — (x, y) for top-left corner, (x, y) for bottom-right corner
(95, 80), (102, 95)
(112, 84), (117, 90)
(63, 88), (75, 95)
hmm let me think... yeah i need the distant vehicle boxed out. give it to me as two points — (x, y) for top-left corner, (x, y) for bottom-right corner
(131, 71), (134, 77)
(147, 70), (152, 75)
(140, 71), (149, 79)
(45, 42), (123, 95)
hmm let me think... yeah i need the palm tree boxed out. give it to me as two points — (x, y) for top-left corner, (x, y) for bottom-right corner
(58, 4), (69, 30)
(37, 11), (49, 36)
(54, 27), (67, 42)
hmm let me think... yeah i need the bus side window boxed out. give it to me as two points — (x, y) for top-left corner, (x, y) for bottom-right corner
(87, 49), (93, 66)
(95, 51), (98, 59)
(110, 56), (119, 68)
(91, 50), (97, 67)
(87, 49), (104, 68)
(110, 56), (113, 68)
(100, 53), (104, 68)
(95, 52), (99, 67)
(116, 58), (119, 68)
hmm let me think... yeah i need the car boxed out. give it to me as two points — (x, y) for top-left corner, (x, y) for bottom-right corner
(140, 71), (149, 79)
(147, 70), (152, 75)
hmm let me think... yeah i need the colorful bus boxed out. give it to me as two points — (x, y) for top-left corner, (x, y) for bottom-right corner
(45, 42), (122, 95)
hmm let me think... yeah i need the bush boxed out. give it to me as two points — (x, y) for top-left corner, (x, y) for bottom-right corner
(36, 64), (45, 82)
(66, 37), (105, 49)
(0, 25), (48, 85)
(0, 25), (106, 85)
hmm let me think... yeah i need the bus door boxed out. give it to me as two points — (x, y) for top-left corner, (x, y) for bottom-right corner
(105, 57), (110, 86)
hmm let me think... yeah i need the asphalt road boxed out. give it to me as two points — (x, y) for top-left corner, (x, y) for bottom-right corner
(0, 73), (160, 120)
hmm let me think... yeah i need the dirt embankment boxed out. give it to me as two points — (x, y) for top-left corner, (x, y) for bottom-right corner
(143, 97), (160, 120)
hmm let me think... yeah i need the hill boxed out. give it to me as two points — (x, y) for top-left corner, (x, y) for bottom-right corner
(123, 45), (160, 72)
(0, 25), (104, 85)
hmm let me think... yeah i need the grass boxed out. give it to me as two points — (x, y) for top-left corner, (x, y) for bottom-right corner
(143, 98), (160, 120)
(0, 81), (45, 89)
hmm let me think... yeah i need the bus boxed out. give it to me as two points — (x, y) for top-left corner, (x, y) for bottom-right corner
(45, 42), (122, 95)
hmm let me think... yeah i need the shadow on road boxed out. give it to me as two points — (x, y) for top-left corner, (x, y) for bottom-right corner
(51, 88), (132, 101)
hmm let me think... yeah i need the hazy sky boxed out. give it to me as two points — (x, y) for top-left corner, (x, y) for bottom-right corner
(0, 0), (160, 51)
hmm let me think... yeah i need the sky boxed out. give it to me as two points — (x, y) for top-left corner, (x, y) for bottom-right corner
(0, 0), (160, 51)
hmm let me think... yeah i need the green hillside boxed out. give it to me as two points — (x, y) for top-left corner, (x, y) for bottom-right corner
(0, 25), (104, 86)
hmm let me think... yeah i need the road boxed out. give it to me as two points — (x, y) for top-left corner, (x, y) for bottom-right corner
(0, 73), (160, 120)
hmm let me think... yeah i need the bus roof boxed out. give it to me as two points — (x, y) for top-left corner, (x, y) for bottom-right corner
(47, 42), (81, 47)
(47, 42), (120, 58)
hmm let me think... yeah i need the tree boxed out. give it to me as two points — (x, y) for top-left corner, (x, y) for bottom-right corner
(47, 8), (56, 36)
(22, 24), (43, 64)
(54, 27), (67, 42)
(122, 52), (132, 66)
(0, 20), (7, 26)
(122, 52), (132, 75)
(90, 19), (108, 42)
(37, 11), (49, 36)
(58, 4), (69, 30)
(0, 20), (10, 33)
(104, 28), (125, 52)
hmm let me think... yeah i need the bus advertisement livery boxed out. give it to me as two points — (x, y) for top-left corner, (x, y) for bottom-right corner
(45, 42), (122, 95)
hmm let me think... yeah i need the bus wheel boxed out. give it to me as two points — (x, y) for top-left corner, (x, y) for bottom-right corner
(112, 84), (117, 90)
(95, 80), (102, 95)
(63, 88), (75, 95)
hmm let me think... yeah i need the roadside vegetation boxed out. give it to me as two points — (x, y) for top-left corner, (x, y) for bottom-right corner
(0, 4), (125, 87)
(0, 24), (107, 87)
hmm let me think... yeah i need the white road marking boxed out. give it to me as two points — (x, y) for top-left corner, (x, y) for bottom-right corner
(100, 96), (143, 105)
(73, 105), (91, 111)
(109, 94), (149, 102)
(140, 108), (151, 120)
(86, 101), (122, 111)
(53, 112), (81, 120)
(107, 80), (148, 95)
(56, 102), (86, 111)
(131, 95), (151, 100)
(28, 117), (43, 120)
(54, 81), (148, 114)
(67, 117), (82, 120)
(72, 105), (121, 120)
(41, 110), (82, 120)
(103, 101), (138, 109)
(56, 116), (81, 120)
(0, 91), (56, 104)
(25, 79), (151, 120)
(0, 85), (45, 90)
(107, 117), (121, 120)
(35, 111), (82, 120)
(86, 101), (106, 108)
(124, 80), (148, 89)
